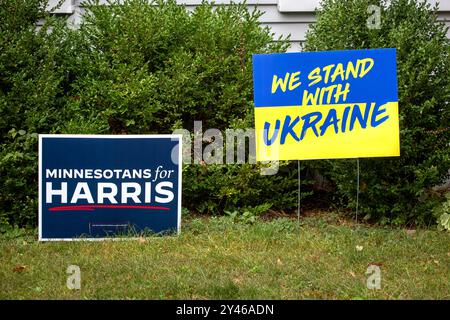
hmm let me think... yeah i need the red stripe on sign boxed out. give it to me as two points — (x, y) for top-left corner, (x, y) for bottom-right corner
(49, 205), (170, 212)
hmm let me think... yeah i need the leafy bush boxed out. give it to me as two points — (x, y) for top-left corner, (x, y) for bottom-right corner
(1, 0), (309, 228)
(72, 0), (287, 133)
(0, 0), (73, 229)
(433, 193), (450, 231)
(0, 130), (39, 229)
(6, 0), (447, 228)
(303, 0), (450, 225)
(74, 0), (308, 215)
(183, 161), (311, 215)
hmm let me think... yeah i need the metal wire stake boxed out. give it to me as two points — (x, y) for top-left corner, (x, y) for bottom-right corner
(356, 158), (360, 223)
(298, 160), (301, 228)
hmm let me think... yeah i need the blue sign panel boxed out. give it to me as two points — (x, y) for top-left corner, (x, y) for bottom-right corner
(252, 48), (398, 107)
(39, 135), (182, 240)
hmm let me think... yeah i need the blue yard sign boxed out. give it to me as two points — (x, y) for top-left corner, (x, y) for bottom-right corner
(39, 135), (182, 241)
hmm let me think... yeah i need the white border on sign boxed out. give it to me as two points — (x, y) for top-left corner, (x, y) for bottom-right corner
(38, 134), (183, 241)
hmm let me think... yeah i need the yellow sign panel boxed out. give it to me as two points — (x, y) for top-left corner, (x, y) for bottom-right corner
(255, 102), (400, 161)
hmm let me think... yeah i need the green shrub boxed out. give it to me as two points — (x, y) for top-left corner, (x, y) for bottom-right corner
(303, 0), (450, 225)
(0, 130), (39, 229)
(433, 193), (450, 231)
(0, 0), (71, 228)
(183, 161), (310, 215)
(71, 0), (308, 216)
(1, 0), (310, 228)
(74, 0), (289, 132)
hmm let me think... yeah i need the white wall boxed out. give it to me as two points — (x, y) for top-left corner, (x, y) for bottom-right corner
(47, 0), (450, 52)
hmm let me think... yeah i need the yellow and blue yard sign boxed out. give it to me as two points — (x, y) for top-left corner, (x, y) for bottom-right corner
(252, 48), (400, 161)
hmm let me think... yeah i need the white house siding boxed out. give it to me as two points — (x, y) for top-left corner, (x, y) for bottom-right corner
(47, 0), (450, 52)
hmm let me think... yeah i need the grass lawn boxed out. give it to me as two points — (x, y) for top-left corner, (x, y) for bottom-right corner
(0, 213), (449, 299)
